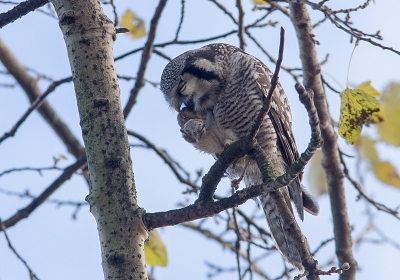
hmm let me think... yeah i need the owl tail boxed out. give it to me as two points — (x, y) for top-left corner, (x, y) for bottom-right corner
(259, 192), (304, 271)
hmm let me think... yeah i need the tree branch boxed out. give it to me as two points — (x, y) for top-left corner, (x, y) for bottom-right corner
(0, 219), (40, 279)
(304, 0), (400, 56)
(181, 222), (272, 280)
(0, 76), (72, 145)
(50, 0), (148, 278)
(144, 80), (322, 232)
(289, 3), (357, 279)
(1, 155), (87, 230)
(236, 0), (246, 50)
(123, 0), (168, 118)
(0, 0), (48, 28)
(0, 38), (84, 158)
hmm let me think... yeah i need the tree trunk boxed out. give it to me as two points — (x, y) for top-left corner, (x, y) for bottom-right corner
(289, 3), (357, 280)
(50, 0), (148, 278)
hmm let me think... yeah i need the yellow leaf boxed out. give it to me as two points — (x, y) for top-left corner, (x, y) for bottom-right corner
(354, 135), (400, 189)
(377, 82), (400, 146)
(355, 81), (385, 123)
(372, 161), (400, 188)
(59, 154), (68, 160)
(354, 135), (378, 162)
(252, 0), (268, 5)
(355, 81), (380, 98)
(306, 150), (328, 197)
(144, 230), (168, 267)
(338, 88), (381, 144)
(371, 108), (385, 124)
(120, 10), (146, 39)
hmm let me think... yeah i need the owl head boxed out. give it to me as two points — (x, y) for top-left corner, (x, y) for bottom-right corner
(160, 44), (239, 112)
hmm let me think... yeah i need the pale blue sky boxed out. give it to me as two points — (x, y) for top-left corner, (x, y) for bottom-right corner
(1, 1), (400, 279)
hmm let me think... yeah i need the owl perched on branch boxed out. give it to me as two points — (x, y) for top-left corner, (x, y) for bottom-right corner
(160, 43), (318, 270)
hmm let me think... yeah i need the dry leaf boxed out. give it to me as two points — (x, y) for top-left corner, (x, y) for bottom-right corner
(338, 87), (382, 144)
(355, 135), (400, 189)
(252, 0), (268, 4)
(144, 230), (168, 267)
(377, 82), (400, 146)
(120, 10), (146, 39)
(355, 81), (385, 123)
(372, 161), (400, 188)
(354, 135), (378, 162)
(306, 150), (328, 197)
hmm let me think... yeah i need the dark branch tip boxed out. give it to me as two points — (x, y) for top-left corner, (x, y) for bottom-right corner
(116, 27), (130, 34)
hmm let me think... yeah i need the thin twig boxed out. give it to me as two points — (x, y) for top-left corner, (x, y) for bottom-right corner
(0, 77), (72, 144)
(236, 0), (246, 50)
(0, 166), (62, 177)
(0, 0), (49, 28)
(340, 153), (400, 220)
(232, 207), (243, 280)
(248, 27), (285, 140)
(181, 222), (272, 280)
(311, 237), (335, 256)
(0, 219), (40, 279)
(305, 0), (400, 55)
(123, 0), (168, 118)
(127, 130), (199, 192)
(174, 0), (185, 41)
(0, 38), (85, 159)
(1, 155), (87, 230)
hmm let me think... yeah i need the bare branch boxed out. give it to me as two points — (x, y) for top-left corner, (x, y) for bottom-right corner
(0, 76), (72, 144)
(0, 39), (84, 158)
(248, 27), (285, 140)
(101, 0), (118, 26)
(305, 0), (400, 55)
(311, 237), (334, 256)
(174, 0), (185, 41)
(209, 0), (237, 24)
(0, 188), (87, 219)
(236, 0), (246, 50)
(144, 81), (321, 235)
(0, 0), (48, 28)
(182, 222), (272, 280)
(115, 29), (238, 62)
(232, 208), (244, 280)
(1, 155), (87, 230)
(289, 3), (357, 278)
(340, 153), (400, 220)
(208, 0), (299, 81)
(0, 219), (40, 280)
(0, 166), (62, 177)
(127, 130), (199, 192)
(123, 0), (168, 118)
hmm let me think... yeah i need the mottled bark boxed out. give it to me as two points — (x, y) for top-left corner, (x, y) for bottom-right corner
(49, 0), (148, 278)
(289, 3), (357, 279)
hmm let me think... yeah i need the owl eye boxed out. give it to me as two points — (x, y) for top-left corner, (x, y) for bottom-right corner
(177, 78), (186, 95)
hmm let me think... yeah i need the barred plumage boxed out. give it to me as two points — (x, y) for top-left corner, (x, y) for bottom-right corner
(161, 43), (319, 270)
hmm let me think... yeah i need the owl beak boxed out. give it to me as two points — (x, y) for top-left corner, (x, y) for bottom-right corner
(173, 104), (180, 112)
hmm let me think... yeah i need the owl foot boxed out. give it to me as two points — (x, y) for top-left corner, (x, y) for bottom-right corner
(230, 159), (250, 190)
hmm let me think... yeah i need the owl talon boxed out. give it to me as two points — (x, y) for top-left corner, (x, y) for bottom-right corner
(230, 159), (250, 189)
(180, 128), (196, 143)
(223, 139), (233, 149)
(231, 178), (241, 190)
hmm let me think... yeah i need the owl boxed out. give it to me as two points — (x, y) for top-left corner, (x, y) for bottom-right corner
(160, 43), (319, 270)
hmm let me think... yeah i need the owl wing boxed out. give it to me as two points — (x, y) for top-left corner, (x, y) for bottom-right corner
(253, 56), (306, 220)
